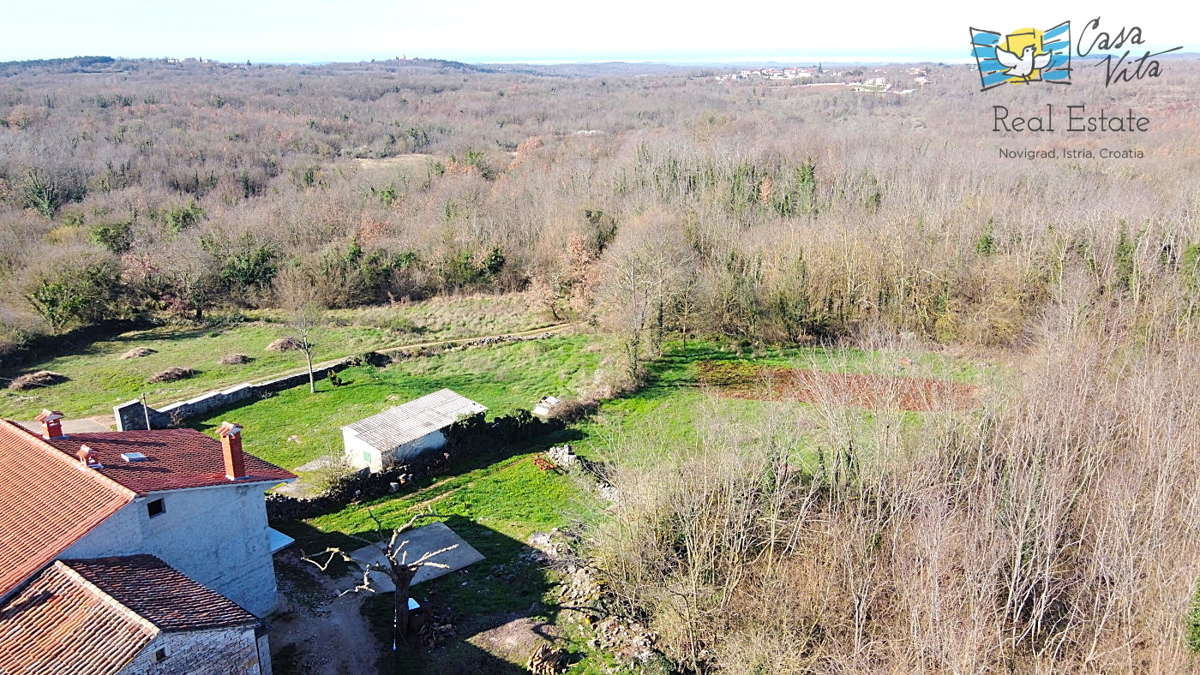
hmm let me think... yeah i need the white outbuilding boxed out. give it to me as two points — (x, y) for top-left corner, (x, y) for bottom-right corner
(342, 389), (487, 473)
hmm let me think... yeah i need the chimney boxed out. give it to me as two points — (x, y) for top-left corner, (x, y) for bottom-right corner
(216, 422), (247, 480)
(76, 445), (101, 469)
(36, 409), (65, 440)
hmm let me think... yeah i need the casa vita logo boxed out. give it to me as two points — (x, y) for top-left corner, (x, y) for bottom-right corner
(970, 22), (1072, 91)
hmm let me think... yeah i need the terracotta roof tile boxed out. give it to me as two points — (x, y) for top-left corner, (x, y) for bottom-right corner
(61, 555), (258, 632)
(0, 561), (152, 675)
(0, 422), (133, 600)
(41, 428), (296, 495)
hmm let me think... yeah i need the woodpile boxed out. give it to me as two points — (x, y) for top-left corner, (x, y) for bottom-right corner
(526, 643), (567, 674)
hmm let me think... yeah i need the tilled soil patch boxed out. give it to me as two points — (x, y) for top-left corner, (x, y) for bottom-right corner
(696, 361), (975, 411)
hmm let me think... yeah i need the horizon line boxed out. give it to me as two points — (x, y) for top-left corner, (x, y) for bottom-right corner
(7, 47), (1200, 68)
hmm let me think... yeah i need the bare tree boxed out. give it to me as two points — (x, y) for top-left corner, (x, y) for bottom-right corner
(274, 268), (324, 394)
(599, 210), (696, 377)
(303, 511), (456, 649)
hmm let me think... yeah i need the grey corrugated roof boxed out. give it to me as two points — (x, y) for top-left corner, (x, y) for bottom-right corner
(343, 389), (486, 451)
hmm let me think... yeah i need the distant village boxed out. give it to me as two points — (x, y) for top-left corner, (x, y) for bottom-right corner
(714, 65), (933, 94)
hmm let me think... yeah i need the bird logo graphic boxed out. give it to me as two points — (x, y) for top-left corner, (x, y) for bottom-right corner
(970, 22), (1072, 91)
(994, 42), (1052, 82)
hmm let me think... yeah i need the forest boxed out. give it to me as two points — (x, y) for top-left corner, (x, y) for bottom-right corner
(4, 54), (1200, 672)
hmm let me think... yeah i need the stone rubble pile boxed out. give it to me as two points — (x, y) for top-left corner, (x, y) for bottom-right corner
(545, 445), (577, 467)
(534, 531), (663, 671)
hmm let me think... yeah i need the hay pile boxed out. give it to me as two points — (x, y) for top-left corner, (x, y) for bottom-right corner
(120, 347), (157, 359)
(266, 336), (304, 352)
(147, 367), (197, 384)
(218, 354), (253, 365)
(8, 370), (68, 391)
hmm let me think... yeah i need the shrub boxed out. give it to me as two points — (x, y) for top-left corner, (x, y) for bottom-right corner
(218, 240), (278, 293)
(448, 147), (494, 178)
(20, 168), (87, 218)
(1181, 243), (1200, 294)
(22, 255), (122, 332)
(347, 351), (390, 367)
(162, 199), (204, 234)
(976, 220), (997, 256)
(88, 222), (134, 254)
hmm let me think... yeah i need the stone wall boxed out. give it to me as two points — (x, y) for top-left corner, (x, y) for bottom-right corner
(121, 627), (262, 675)
(112, 331), (558, 431)
(114, 361), (353, 431)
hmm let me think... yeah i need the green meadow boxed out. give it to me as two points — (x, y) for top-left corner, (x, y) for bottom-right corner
(0, 293), (552, 420)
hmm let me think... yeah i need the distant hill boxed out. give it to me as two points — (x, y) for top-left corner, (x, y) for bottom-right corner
(0, 56), (120, 76)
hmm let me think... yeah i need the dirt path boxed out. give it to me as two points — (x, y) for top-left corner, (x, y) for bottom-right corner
(271, 554), (383, 675)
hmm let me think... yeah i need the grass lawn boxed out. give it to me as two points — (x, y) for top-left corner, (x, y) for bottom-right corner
(193, 336), (600, 471)
(0, 293), (553, 420)
(309, 450), (579, 542)
(559, 340), (986, 468)
(266, 338), (988, 672)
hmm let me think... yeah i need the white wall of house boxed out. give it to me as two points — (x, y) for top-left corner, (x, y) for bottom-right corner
(119, 626), (262, 675)
(343, 428), (448, 473)
(64, 482), (280, 617)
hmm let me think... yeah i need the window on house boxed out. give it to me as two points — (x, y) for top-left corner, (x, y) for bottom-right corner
(147, 498), (165, 518)
(363, 451), (371, 464)
(152, 648), (168, 662)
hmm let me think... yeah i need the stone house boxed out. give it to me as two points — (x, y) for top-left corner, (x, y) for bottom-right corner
(0, 412), (295, 673)
(0, 556), (266, 674)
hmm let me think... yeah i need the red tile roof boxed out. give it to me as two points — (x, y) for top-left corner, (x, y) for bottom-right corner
(0, 555), (259, 674)
(0, 421), (133, 600)
(61, 555), (258, 632)
(40, 428), (295, 495)
(0, 561), (152, 675)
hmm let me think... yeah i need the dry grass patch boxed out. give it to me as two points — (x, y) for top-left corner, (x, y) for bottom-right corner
(147, 367), (197, 383)
(267, 336), (304, 352)
(8, 370), (68, 391)
(696, 361), (976, 411)
(218, 353), (254, 365)
(120, 347), (157, 359)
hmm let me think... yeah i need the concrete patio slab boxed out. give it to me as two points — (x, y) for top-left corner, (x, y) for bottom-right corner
(349, 521), (484, 592)
(294, 456), (336, 473)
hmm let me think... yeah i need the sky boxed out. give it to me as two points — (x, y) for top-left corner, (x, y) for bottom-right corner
(3, 0), (1199, 64)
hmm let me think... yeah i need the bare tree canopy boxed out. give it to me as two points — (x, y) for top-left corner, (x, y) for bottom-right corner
(303, 511), (456, 649)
